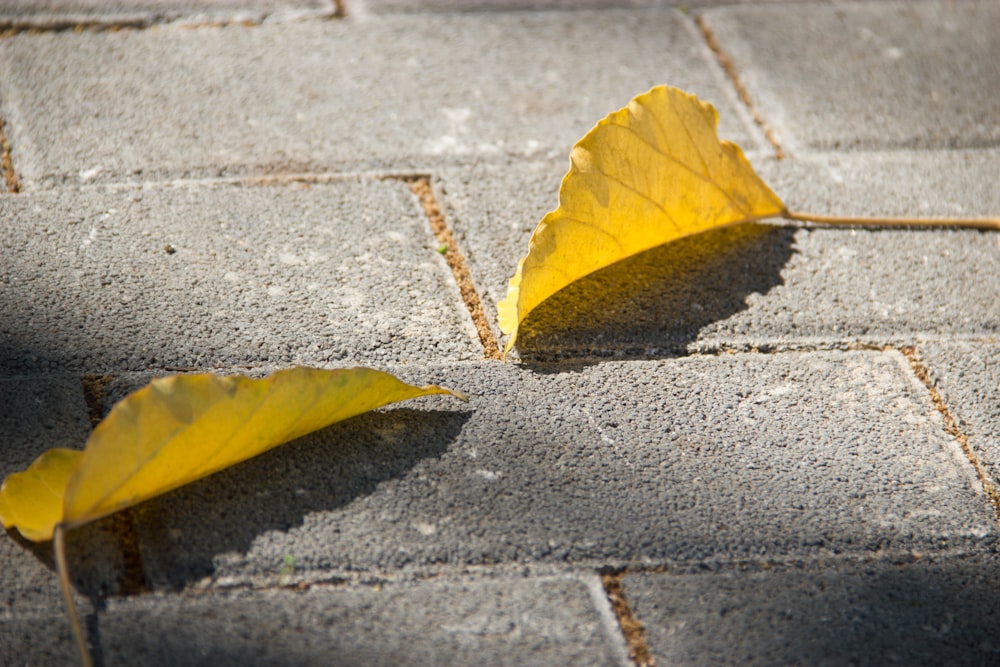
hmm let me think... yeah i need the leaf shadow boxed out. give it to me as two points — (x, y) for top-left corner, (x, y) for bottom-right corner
(514, 222), (796, 366)
(127, 407), (471, 591)
(8, 407), (469, 603)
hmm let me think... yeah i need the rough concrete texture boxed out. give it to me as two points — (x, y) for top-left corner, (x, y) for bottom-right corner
(701, 1), (1000, 152)
(0, 179), (479, 373)
(918, 341), (1000, 489)
(626, 553), (1000, 666)
(3, 574), (631, 667)
(756, 149), (1000, 219)
(439, 151), (1000, 358)
(0, 1), (334, 27)
(95, 352), (994, 589)
(0, 9), (759, 190)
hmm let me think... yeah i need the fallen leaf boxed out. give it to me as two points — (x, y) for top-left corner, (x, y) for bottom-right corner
(0, 449), (79, 542)
(497, 85), (786, 355)
(0, 367), (465, 542)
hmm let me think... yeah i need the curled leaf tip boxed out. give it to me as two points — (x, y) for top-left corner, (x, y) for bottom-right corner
(498, 84), (785, 353)
(428, 385), (470, 402)
(0, 448), (80, 542)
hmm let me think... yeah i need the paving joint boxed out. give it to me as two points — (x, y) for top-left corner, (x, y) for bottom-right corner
(0, 19), (149, 37)
(0, 0), (342, 36)
(901, 345), (1000, 520)
(79, 374), (151, 596)
(0, 115), (20, 193)
(601, 568), (654, 667)
(405, 175), (502, 360)
(694, 13), (786, 160)
(81, 375), (113, 428)
(18, 170), (433, 193)
(515, 335), (992, 365)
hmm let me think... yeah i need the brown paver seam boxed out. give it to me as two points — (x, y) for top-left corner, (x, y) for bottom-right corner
(0, 1), (343, 36)
(0, 114), (20, 193)
(404, 175), (502, 361)
(694, 14), (786, 160)
(80, 374), (151, 595)
(0, 19), (148, 37)
(901, 345), (1000, 521)
(81, 374), (114, 428)
(601, 568), (655, 667)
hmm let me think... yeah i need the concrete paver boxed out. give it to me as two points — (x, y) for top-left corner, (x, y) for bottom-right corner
(439, 151), (1000, 357)
(4, 574), (630, 667)
(919, 341), (1000, 489)
(0, 179), (478, 373)
(701, 1), (1000, 153)
(109, 353), (995, 589)
(757, 149), (1000, 219)
(626, 553), (1000, 666)
(0, 9), (757, 190)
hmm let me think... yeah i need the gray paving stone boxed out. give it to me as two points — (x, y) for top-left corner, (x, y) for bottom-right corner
(626, 553), (1000, 666)
(701, 1), (1000, 152)
(0, 9), (758, 188)
(918, 340), (1000, 489)
(3, 574), (630, 667)
(0, 376), (120, 616)
(0, 1), (333, 27)
(438, 150), (1000, 358)
(757, 149), (1000, 220)
(356, 0), (791, 12)
(110, 352), (996, 589)
(0, 179), (478, 373)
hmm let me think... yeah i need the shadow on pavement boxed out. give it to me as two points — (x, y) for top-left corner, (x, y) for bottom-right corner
(514, 222), (796, 366)
(130, 407), (471, 590)
(631, 554), (1000, 666)
(9, 408), (469, 600)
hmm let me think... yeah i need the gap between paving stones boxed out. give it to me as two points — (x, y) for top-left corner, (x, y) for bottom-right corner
(694, 12), (786, 160)
(81, 374), (151, 596)
(405, 175), (502, 360)
(902, 345), (1000, 519)
(0, 1), (343, 35)
(601, 569), (654, 667)
(0, 114), (19, 193)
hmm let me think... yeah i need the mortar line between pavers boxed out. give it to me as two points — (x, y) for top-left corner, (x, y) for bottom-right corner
(404, 175), (502, 360)
(0, 114), (20, 193)
(30, 170), (433, 193)
(600, 569), (654, 667)
(165, 544), (995, 598)
(0, 1), (343, 36)
(516, 335), (1000, 365)
(900, 346), (1000, 521)
(693, 13), (786, 160)
(80, 374), (152, 596)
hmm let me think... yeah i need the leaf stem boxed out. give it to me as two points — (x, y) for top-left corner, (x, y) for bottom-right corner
(54, 524), (93, 667)
(783, 209), (1000, 231)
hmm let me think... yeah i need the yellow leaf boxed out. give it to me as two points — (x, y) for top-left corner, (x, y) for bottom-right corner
(497, 85), (786, 355)
(0, 367), (465, 541)
(0, 449), (79, 542)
